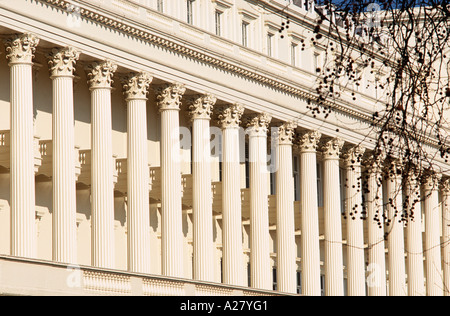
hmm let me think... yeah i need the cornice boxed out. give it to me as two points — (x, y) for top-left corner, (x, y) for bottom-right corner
(38, 0), (374, 124)
(25, 0), (448, 155)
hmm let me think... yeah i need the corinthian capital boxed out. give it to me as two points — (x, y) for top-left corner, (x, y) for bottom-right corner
(217, 103), (245, 129)
(422, 172), (442, 192)
(343, 145), (366, 167)
(294, 130), (322, 153)
(188, 93), (217, 120)
(155, 83), (186, 112)
(4, 33), (40, 65)
(47, 47), (80, 78)
(321, 137), (344, 159)
(276, 121), (297, 145)
(442, 178), (450, 195)
(245, 113), (272, 136)
(121, 72), (153, 101)
(86, 60), (117, 89)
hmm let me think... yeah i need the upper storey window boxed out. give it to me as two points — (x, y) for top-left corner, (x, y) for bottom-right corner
(156, 0), (164, 13)
(187, 0), (195, 25)
(212, 0), (232, 39)
(242, 21), (249, 47)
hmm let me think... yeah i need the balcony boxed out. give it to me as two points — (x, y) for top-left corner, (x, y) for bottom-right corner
(0, 255), (291, 296)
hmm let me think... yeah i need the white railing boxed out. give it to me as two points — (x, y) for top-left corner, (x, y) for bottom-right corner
(0, 255), (293, 296)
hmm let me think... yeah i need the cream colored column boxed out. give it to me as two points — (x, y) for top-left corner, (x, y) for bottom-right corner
(217, 104), (245, 286)
(275, 122), (297, 294)
(189, 93), (217, 282)
(321, 138), (345, 296)
(156, 83), (186, 278)
(343, 145), (366, 296)
(86, 60), (117, 269)
(405, 170), (425, 296)
(365, 158), (387, 296)
(122, 72), (153, 274)
(246, 113), (272, 290)
(297, 131), (322, 296)
(442, 179), (450, 296)
(47, 47), (80, 264)
(4, 33), (40, 259)
(423, 174), (443, 296)
(385, 160), (407, 296)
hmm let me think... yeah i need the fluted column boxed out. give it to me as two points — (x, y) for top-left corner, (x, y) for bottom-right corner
(442, 180), (450, 297)
(47, 47), (80, 264)
(246, 113), (272, 290)
(405, 170), (425, 296)
(4, 33), (40, 258)
(189, 93), (217, 282)
(297, 130), (322, 296)
(122, 72), (153, 274)
(321, 138), (345, 296)
(86, 60), (117, 269)
(343, 145), (366, 296)
(365, 158), (387, 296)
(423, 174), (443, 296)
(385, 160), (406, 296)
(275, 122), (297, 294)
(217, 104), (245, 286)
(156, 83), (186, 278)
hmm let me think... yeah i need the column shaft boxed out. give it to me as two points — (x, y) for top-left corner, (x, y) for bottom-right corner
(127, 99), (151, 273)
(423, 177), (443, 296)
(405, 176), (425, 296)
(91, 87), (115, 268)
(366, 166), (387, 296)
(276, 123), (296, 294)
(386, 169), (406, 296)
(220, 104), (245, 287)
(322, 138), (344, 296)
(52, 76), (77, 263)
(192, 118), (214, 281)
(5, 34), (40, 259)
(10, 63), (36, 259)
(442, 181), (450, 296)
(249, 132), (271, 290)
(298, 131), (321, 296)
(344, 146), (366, 296)
(157, 83), (186, 278)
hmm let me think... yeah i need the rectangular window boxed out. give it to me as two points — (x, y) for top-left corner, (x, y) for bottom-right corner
(291, 42), (298, 66)
(242, 21), (249, 47)
(157, 0), (164, 12)
(215, 10), (222, 36)
(293, 156), (300, 201)
(317, 162), (323, 207)
(245, 142), (250, 188)
(187, 0), (194, 25)
(267, 33), (274, 57)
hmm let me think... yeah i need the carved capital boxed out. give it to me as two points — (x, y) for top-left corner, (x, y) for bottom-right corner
(155, 83), (186, 112)
(4, 33), (40, 65)
(188, 93), (216, 120)
(442, 179), (450, 195)
(121, 72), (153, 101)
(363, 152), (385, 174)
(385, 159), (403, 180)
(343, 145), (366, 167)
(294, 131), (322, 153)
(47, 47), (80, 78)
(86, 60), (117, 89)
(422, 172), (442, 192)
(275, 121), (297, 145)
(321, 137), (344, 159)
(217, 103), (245, 129)
(245, 113), (272, 136)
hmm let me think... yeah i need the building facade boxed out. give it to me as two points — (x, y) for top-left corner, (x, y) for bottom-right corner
(0, 0), (448, 296)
